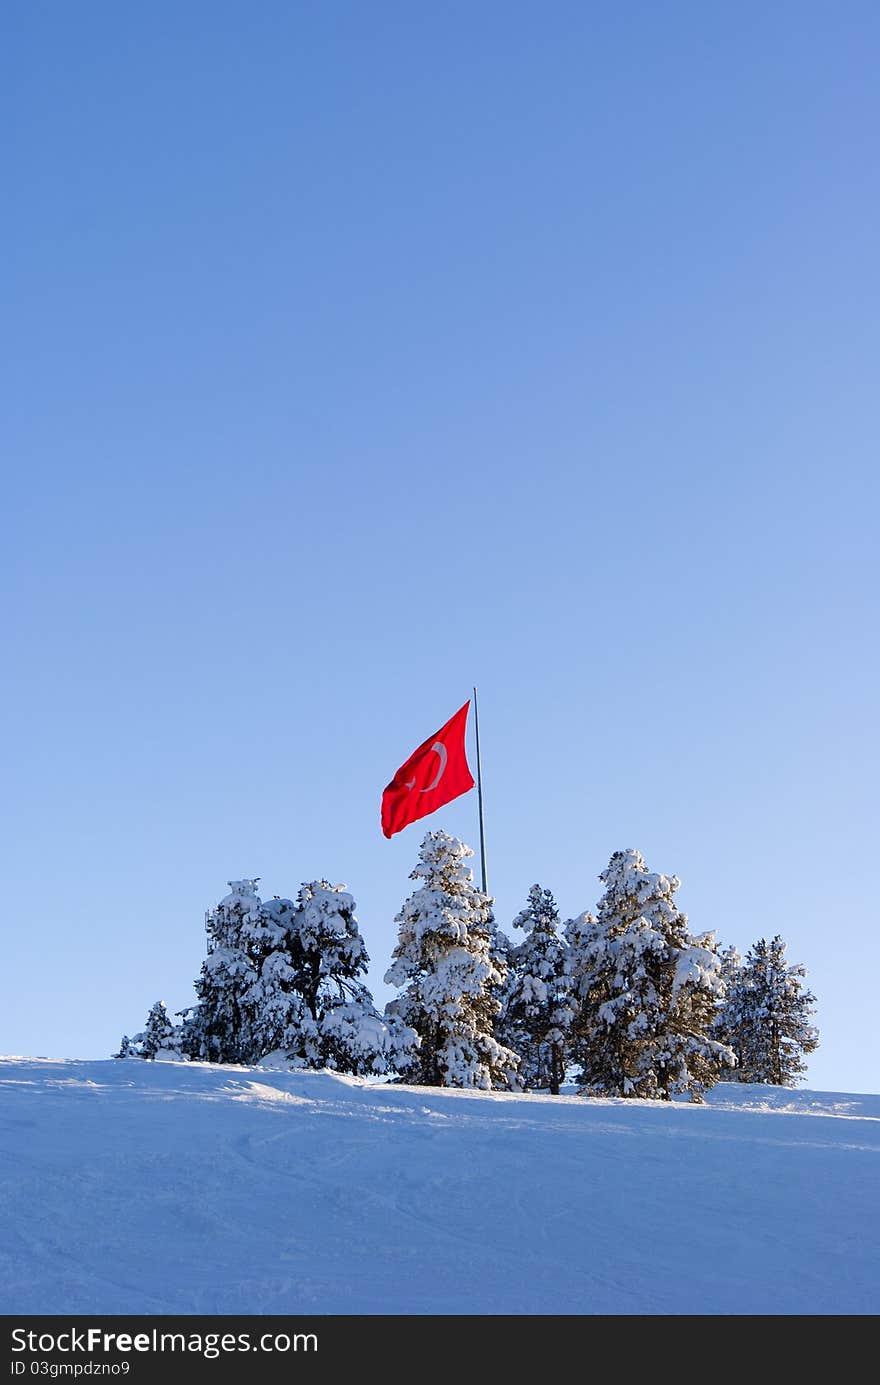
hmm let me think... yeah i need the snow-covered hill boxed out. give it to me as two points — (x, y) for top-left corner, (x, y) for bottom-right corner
(1, 1056), (876, 1315)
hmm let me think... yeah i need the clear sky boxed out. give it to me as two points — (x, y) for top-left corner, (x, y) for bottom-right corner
(3, 2), (878, 1093)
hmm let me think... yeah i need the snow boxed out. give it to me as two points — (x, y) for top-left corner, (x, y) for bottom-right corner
(0, 1056), (876, 1315)
(218, 879), (262, 914)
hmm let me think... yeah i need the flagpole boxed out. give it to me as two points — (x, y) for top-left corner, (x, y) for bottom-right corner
(472, 685), (488, 896)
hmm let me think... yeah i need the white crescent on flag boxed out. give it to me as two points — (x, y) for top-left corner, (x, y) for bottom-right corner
(421, 741), (448, 792)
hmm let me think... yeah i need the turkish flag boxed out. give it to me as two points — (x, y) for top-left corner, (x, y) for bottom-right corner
(381, 700), (475, 838)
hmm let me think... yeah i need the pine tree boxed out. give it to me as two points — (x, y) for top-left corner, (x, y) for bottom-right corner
(719, 935), (819, 1085)
(567, 849), (734, 1102)
(498, 885), (573, 1094)
(187, 880), (261, 1064)
(140, 1000), (180, 1059)
(712, 943), (744, 1076)
(249, 882), (414, 1075)
(242, 894), (319, 1065)
(718, 943), (743, 996)
(113, 1035), (137, 1059)
(384, 830), (519, 1089)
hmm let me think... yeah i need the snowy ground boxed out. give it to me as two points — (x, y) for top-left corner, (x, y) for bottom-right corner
(0, 1056), (876, 1315)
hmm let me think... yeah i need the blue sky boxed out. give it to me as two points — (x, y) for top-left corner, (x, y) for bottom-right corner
(3, 2), (877, 1092)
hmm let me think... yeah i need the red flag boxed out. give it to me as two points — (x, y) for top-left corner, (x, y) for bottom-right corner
(381, 701), (475, 839)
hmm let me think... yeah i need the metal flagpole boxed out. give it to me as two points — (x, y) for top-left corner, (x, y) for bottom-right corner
(472, 685), (488, 896)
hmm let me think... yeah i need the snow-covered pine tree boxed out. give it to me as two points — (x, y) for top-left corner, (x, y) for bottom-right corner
(567, 849), (734, 1102)
(384, 830), (519, 1090)
(241, 894), (318, 1065)
(187, 879), (261, 1064)
(565, 905), (623, 1093)
(139, 1000), (181, 1059)
(247, 883), (414, 1075)
(498, 885), (573, 1094)
(719, 935), (819, 1085)
(112, 1035), (137, 1059)
(718, 943), (743, 995)
(712, 943), (744, 1075)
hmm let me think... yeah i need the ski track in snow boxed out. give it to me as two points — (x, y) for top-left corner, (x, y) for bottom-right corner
(0, 1056), (877, 1315)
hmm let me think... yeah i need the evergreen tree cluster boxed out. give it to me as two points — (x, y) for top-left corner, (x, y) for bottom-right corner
(118, 879), (414, 1075)
(117, 833), (819, 1100)
(714, 935), (819, 1084)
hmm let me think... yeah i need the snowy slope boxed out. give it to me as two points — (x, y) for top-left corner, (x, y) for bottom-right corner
(0, 1057), (876, 1315)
